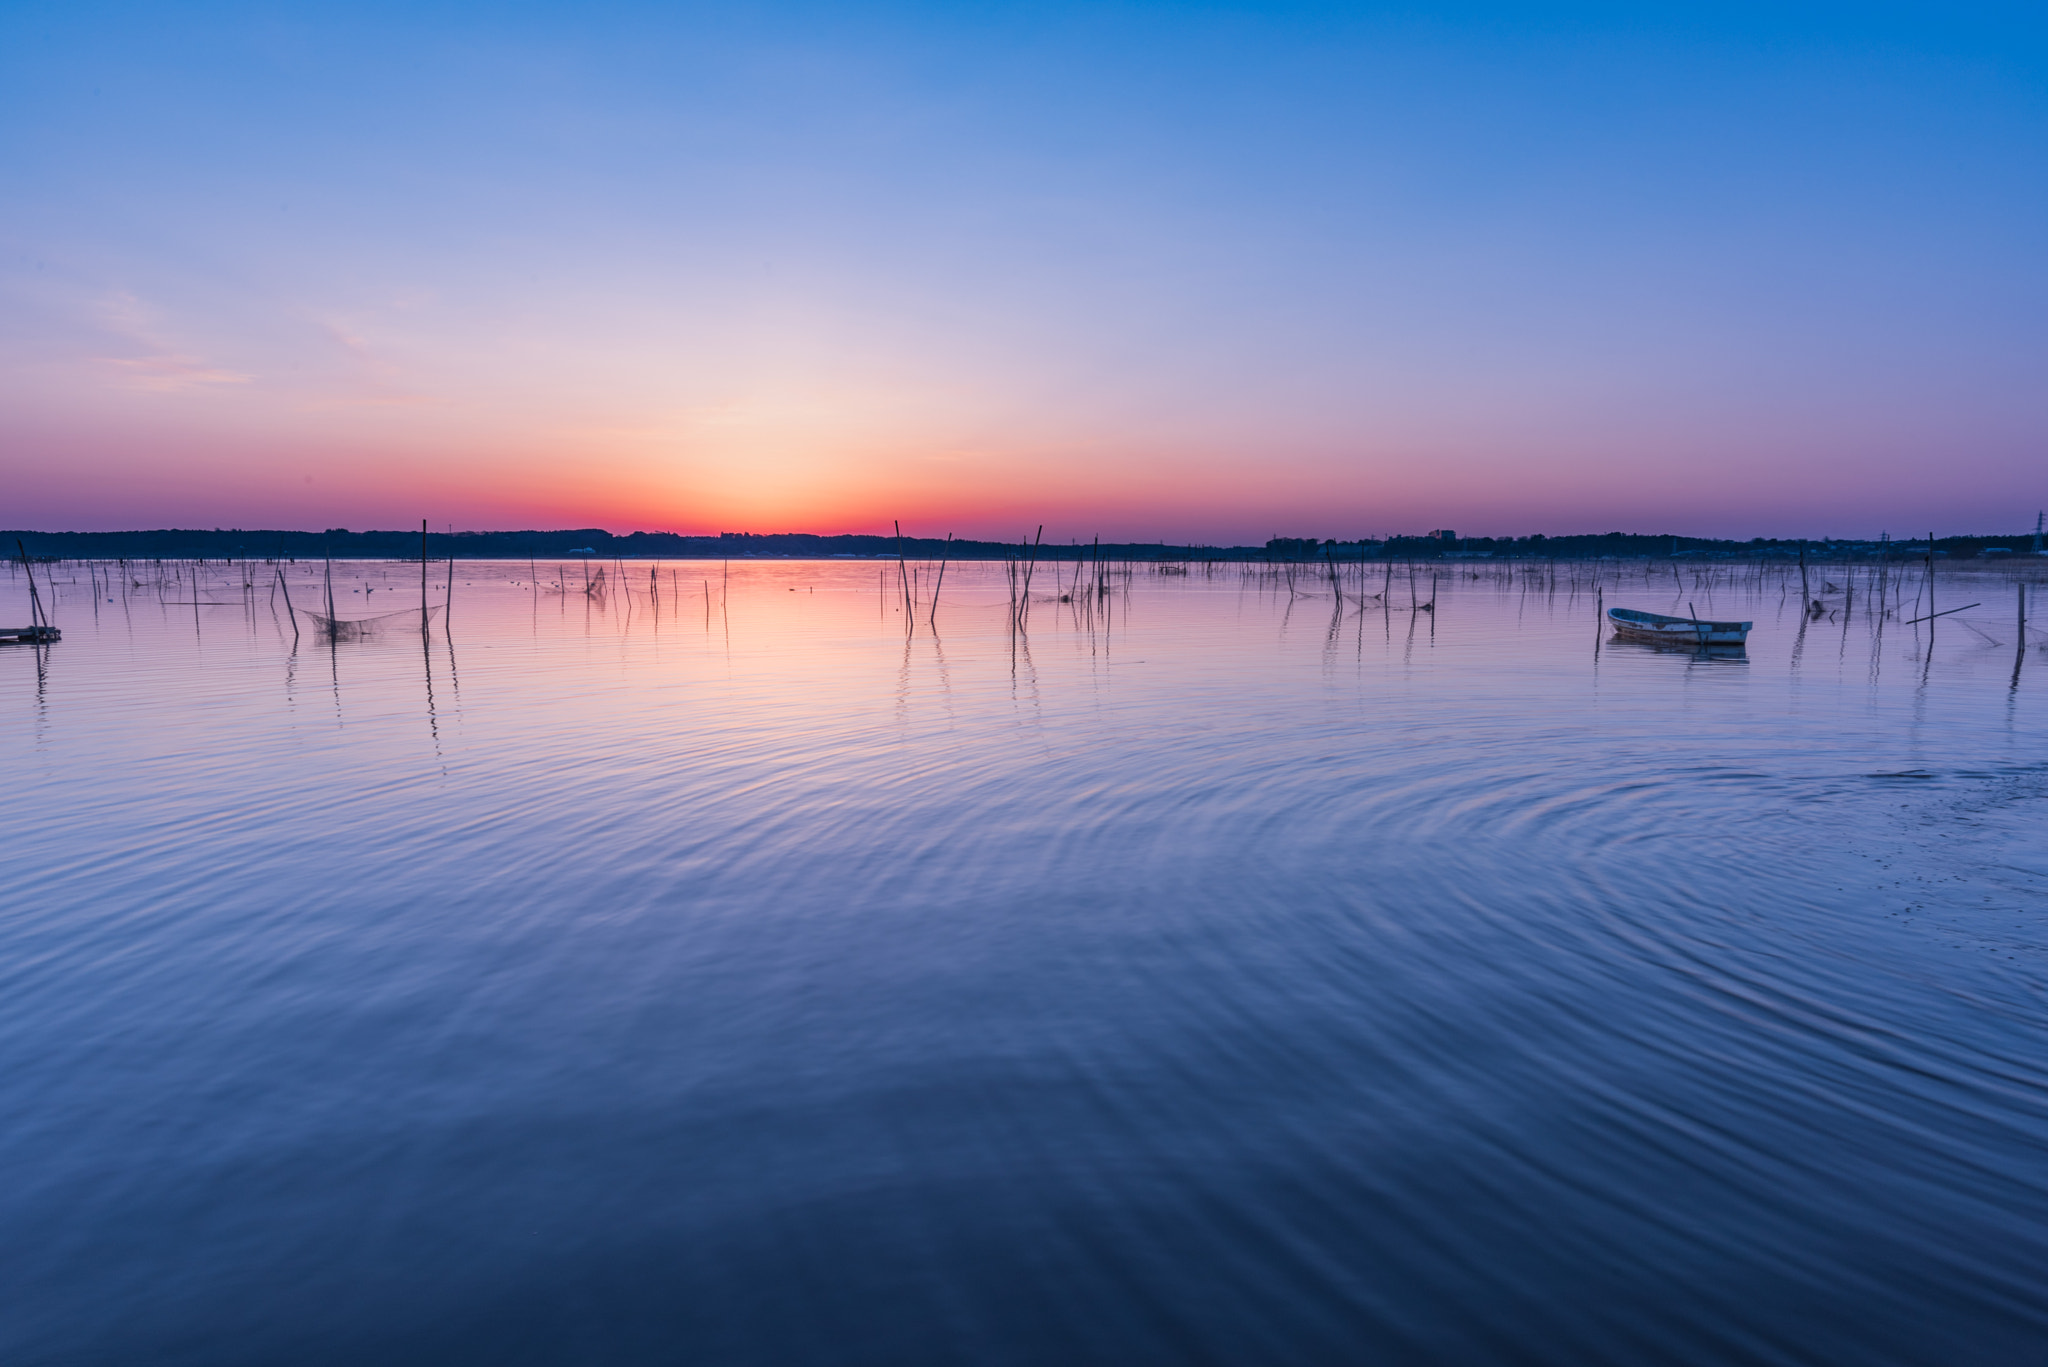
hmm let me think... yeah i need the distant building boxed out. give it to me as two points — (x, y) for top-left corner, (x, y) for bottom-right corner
(1427, 529), (1456, 542)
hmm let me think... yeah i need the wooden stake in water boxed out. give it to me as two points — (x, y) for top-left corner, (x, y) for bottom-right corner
(1924, 532), (1935, 639)
(2014, 582), (2028, 690)
(894, 520), (913, 625)
(14, 540), (48, 632)
(929, 533), (951, 629)
(276, 566), (299, 643)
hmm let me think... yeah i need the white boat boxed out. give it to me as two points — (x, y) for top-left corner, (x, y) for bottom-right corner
(1607, 607), (1751, 646)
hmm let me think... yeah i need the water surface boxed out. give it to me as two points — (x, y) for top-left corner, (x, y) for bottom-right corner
(3, 557), (2045, 1365)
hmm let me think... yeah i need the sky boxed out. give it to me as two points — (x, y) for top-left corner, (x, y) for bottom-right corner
(2, 1), (2044, 542)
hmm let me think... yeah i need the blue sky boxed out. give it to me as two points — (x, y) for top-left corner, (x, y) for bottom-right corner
(2, 1), (2044, 538)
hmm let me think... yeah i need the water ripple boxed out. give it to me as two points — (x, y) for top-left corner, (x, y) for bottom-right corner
(2, 562), (2045, 1364)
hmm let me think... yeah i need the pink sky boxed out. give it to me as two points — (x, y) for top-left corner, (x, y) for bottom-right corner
(5, 5), (2045, 542)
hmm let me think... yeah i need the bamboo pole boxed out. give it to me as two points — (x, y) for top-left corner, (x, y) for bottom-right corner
(1925, 532), (1935, 624)
(2015, 583), (2028, 690)
(275, 566), (299, 643)
(14, 541), (46, 631)
(894, 521), (913, 625)
(929, 533), (951, 628)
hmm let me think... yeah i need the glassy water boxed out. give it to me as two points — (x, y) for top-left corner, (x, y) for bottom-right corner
(3, 558), (2045, 1366)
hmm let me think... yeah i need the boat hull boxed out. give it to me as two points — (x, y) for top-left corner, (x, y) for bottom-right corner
(1607, 608), (1749, 646)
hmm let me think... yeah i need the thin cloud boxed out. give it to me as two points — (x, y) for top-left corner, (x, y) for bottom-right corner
(92, 292), (251, 392)
(302, 313), (435, 408)
(97, 354), (252, 392)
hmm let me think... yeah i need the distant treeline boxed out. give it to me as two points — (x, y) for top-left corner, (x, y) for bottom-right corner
(5, 527), (2041, 561)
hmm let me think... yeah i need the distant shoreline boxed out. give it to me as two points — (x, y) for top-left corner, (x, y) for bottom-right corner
(6, 528), (2042, 563)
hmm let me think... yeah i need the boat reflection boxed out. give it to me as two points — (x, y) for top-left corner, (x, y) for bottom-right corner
(1607, 634), (1749, 663)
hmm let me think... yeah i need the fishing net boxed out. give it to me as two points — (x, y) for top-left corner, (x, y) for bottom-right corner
(296, 603), (439, 641)
(545, 565), (607, 598)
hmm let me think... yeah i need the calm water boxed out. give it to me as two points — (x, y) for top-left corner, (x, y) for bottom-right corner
(4, 558), (2046, 1366)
